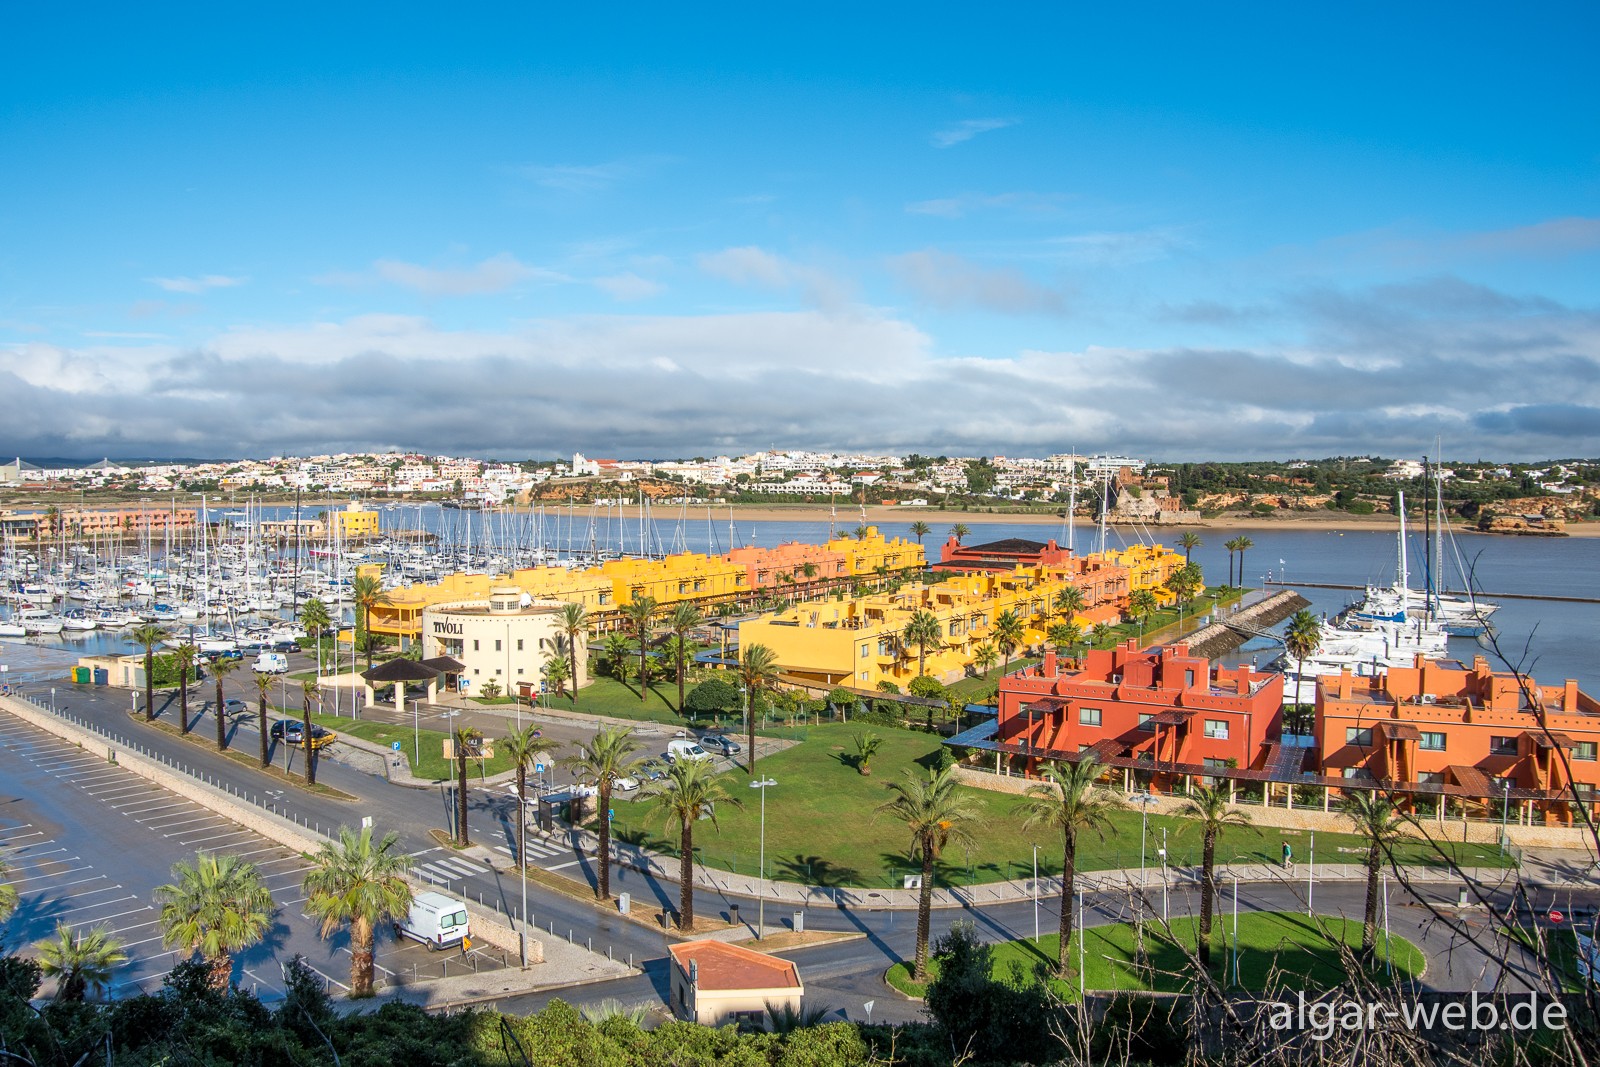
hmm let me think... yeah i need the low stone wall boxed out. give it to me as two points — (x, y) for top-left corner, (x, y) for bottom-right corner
(953, 765), (1597, 849)
(0, 694), (541, 962)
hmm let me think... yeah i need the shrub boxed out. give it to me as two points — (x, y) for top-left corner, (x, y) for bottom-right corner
(907, 675), (946, 701)
(685, 677), (741, 713)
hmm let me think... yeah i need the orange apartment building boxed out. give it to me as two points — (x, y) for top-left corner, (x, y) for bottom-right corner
(972, 641), (1287, 790)
(1317, 655), (1600, 822)
(725, 541), (850, 593)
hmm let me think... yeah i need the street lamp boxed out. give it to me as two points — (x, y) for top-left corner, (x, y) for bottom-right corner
(749, 777), (777, 939)
(1031, 843), (1040, 942)
(1159, 826), (1169, 923)
(1501, 778), (1513, 856)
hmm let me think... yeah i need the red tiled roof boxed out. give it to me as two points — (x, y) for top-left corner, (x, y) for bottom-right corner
(668, 940), (802, 992)
(1376, 722), (1422, 742)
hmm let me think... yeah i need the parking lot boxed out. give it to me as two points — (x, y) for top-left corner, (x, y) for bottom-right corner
(0, 708), (507, 997)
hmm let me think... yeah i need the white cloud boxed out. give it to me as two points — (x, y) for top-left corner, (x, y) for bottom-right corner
(888, 250), (1069, 315)
(355, 254), (561, 296)
(146, 274), (246, 294)
(931, 117), (1018, 148)
(593, 272), (665, 302)
(696, 246), (853, 309)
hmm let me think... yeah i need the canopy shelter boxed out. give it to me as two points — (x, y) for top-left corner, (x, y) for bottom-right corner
(361, 657), (441, 711)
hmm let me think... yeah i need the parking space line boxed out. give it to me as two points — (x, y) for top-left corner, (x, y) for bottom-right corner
(34, 756), (106, 771)
(156, 815), (225, 833)
(9, 846), (69, 862)
(9, 867), (95, 885)
(114, 798), (192, 813)
(179, 829), (255, 847)
(72, 902), (150, 924)
(54, 884), (129, 903)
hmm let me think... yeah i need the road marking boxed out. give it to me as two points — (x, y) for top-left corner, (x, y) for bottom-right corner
(62, 770), (133, 786)
(53, 884), (130, 903)
(180, 829), (257, 847)
(156, 815), (225, 833)
(412, 864), (455, 883)
(73, 902), (151, 924)
(545, 859), (584, 871)
(432, 857), (489, 876)
(34, 756), (105, 771)
(8, 867), (95, 885)
(113, 797), (191, 813)
(87, 785), (161, 800)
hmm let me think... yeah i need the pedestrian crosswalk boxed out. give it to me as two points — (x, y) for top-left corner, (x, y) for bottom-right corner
(408, 854), (490, 885)
(494, 837), (567, 862)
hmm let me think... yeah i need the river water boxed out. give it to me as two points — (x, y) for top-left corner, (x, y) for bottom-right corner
(4, 506), (1595, 691)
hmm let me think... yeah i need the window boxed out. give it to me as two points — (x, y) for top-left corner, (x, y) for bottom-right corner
(1345, 727), (1372, 747)
(1419, 731), (1446, 751)
(1576, 741), (1598, 762)
(1203, 757), (1228, 769)
(516, 639), (524, 651)
(1185, 669), (1196, 688)
(1204, 719), (1229, 740)
(1138, 713), (1155, 732)
(1419, 771), (1444, 785)
(861, 645), (871, 659)
(1342, 767), (1373, 780)
(1489, 736), (1518, 756)
(1079, 707), (1101, 727)
(495, 639), (502, 652)
(473, 640), (480, 651)
(1079, 744), (1093, 753)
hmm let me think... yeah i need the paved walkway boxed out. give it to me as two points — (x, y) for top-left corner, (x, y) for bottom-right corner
(556, 827), (1592, 914)
(352, 934), (636, 1011)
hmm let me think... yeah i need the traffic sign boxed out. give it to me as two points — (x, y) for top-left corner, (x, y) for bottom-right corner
(534, 762), (547, 773)
(391, 741), (402, 751)
(608, 808), (615, 821)
(1552, 910), (1565, 924)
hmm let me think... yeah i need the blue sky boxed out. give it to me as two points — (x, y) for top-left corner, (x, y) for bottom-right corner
(2, 2), (1596, 460)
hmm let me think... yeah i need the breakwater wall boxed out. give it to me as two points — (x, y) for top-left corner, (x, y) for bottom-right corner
(1184, 589), (1311, 659)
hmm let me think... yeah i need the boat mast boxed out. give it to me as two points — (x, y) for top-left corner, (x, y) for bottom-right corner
(1421, 455), (1432, 614)
(1396, 489), (1408, 594)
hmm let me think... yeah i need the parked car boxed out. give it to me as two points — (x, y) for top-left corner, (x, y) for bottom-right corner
(220, 698), (248, 717)
(698, 733), (743, 757)
(269, 720), (337, 749)
(607, 772), (641, 793)
(637, 758), (668, 782)
(665, 739), (710, 764)
(270, 640), (301, 654)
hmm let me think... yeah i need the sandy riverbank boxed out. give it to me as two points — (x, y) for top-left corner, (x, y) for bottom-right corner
(690, 504), (1600, 538)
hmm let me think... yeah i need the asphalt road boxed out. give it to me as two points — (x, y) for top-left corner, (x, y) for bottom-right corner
(6, 662), (1598, 1021)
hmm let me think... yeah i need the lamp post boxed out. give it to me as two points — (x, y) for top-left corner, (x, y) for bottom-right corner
(1159, 827), (1169, 923)
(1501, 778), (1512, 856)
(1308, 830), (1315, 917)
(1032, 843), (1040, 942)
(749, 777), (777, 939)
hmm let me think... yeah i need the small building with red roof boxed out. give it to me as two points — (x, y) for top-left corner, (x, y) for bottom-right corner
(666, 939), (805, 1029)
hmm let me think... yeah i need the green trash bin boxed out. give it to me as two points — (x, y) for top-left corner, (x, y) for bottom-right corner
(71, 667), (91, 684)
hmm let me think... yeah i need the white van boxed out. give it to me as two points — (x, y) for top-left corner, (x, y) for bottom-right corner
(666, 739), (710, 764)
(251, 652), (288, 674)
(394, 891), (470, 951)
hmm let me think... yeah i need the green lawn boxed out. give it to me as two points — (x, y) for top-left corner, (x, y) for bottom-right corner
(886, 910), (1425, 997)
(607, 723), (1510, 888)
(309, 713), (517, 781)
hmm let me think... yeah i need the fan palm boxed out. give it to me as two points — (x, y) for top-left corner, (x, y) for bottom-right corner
(503, 725), (560, 877)
(993, 609), (1024, 675)
(738, 643), (781, 774)
(972, 641), (999, 681)
(949, 523), (969, 544)
(1223, 537), (1243, 587)
(349, 573), (390, 672)
(1053, 586), (1086, 624)
(1128, 589), (1158, 634)
(1047, 622), (1082, 665)
(901, 609), (942, 680)
(131, 623), (168, 722)
(253, 672), (272, 768)
(643, 759), (741, 929)
(210, 656), (241, 751)
(451, 726), (482, 846)
(908, 520), (931, 545)
(155, 852), (275, 988)
(175, 641), (197, 734)
(1016, 758), (1124, 977)
(1234, 535), (1254, 586)
(1091, 622), (1113, 648)
(36, 923), (126, 1002)
(302, 826), (412, 998)
(558, 602), (588, 707)
(563, 727), (642, 900)
(1177, 785), (1254, 967)
(543, 654), (571, 698)
(623, 595), (658, 701)
(1341, 792), (1404, 958)
(667, 602), (704, 711)
(878, 765), (978, 981)
(301, 679), (321, 784)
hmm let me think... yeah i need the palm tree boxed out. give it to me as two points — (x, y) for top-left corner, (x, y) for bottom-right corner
(1223, 537), (1243, 587)
(852, 731), (884, 776)
(1284, 608), (1322, 711)
(543, 654), (571, 699)
(738, 643), (781, 774)
(853, 524), (870, 541)
(1053, 586), (1086, 625)
(155, 853), (275, 989)
(602, 633), (633, 683)
(300, 597), (332, 676)
(1177, 785), (1253, 968)
(37, 923), (127, 1001)
(1047, 622), (1081, 664)
(1170, 564), (1203, 622)
(301, 679), (320, 784)
(1341, 792), (1404, 958)
(1090, 622), (1114, 649)
(503, 725), (559, 882)
(349, 573), (390, 672)
(624, 596), (659, 701)
(175, 641), (197, 735)
(1016, 758), (1123, 977)
(131, 623), (168, 722)
(0, 855), (18, 923)
(1128, 589), (1158, 637)
(901, 608), (942, 680)
(564, 727), (642, 900)
(644, 759), (741, 930)
(667, 603), (704, 711)
(253, 672), (272, 768)
(1176, 530), (1203, 566)
(908, 520), (931, 545)
(301, 826), (412, 998)
(878, 766), (978, 982)
(210, 656), (241, 751)
(993, 609), (1024, 675)
(1234, 535), (1254, 586)
(451, 726), (482, 847)
(558, 602), (589, 707)
(972, 641), (999, 681)
(949, 523), (969, 544)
